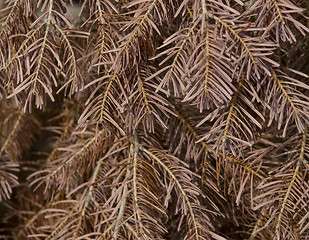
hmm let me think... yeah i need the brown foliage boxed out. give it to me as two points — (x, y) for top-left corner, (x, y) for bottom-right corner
(0, 0), (308, 239)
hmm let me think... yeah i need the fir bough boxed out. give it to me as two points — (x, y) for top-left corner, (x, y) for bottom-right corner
(0, 0), (308, 239)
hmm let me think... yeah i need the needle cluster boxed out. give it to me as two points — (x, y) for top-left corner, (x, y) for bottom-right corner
(0, 0), (308, 239)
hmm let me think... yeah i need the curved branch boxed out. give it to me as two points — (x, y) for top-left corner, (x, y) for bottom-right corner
(140, 146), (200, 240)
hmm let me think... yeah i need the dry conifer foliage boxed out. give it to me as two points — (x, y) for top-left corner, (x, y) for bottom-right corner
(0, 0), (308, 239)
